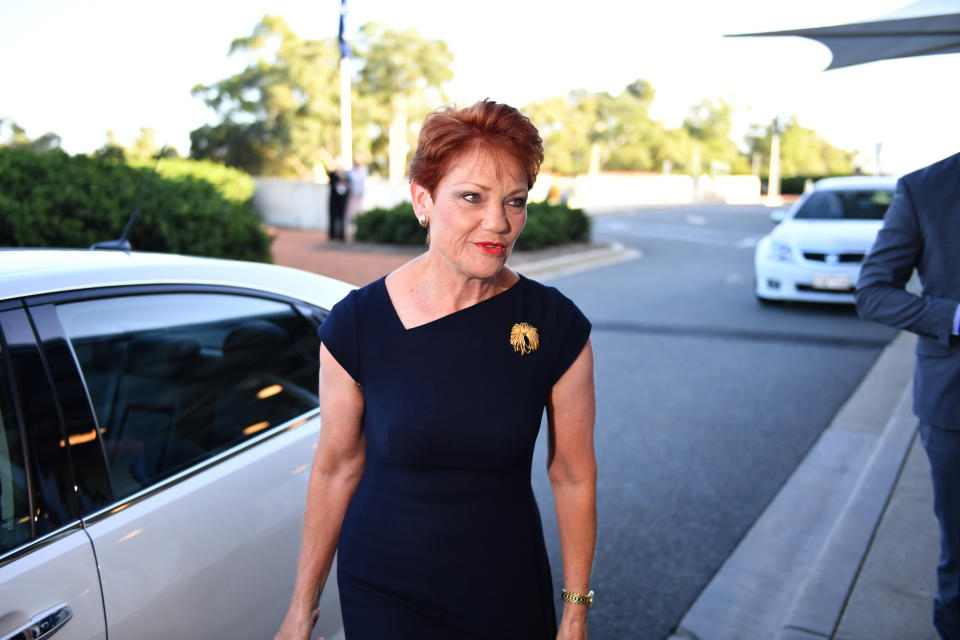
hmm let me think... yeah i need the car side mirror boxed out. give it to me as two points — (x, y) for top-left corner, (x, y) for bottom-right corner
(770, 208), (787, 224)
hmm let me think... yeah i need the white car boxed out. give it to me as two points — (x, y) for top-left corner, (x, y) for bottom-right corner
(754, 175), (898, 304)
(0, 249), (352, 640)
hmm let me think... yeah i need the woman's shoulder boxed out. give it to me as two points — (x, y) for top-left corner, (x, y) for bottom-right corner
(517, 274), (584, 316)
(515, 274), (591, 383)
(322, 278), (391, 337)
(330, 277), (386, 311)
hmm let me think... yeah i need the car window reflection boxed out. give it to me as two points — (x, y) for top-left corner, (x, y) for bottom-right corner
(0, 343), (31, 554)
(793, 189), (894, 221)
(57, 293), (320, 500)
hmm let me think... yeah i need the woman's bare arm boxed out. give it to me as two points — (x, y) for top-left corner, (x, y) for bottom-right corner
(275, 344), (366, 640)
(546, 339), (597, 640)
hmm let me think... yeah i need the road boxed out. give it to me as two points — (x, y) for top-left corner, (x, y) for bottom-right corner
(528, 204), (899, 640)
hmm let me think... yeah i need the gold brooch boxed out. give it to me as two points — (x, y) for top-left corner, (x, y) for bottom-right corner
(510, 322), (539, 355)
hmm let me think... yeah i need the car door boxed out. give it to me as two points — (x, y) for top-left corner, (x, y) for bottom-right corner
(33, 287), (344, 640)
(0, 304), (106, 640)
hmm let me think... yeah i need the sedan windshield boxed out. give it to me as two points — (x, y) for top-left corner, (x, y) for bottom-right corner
(793, 189), (894, 220)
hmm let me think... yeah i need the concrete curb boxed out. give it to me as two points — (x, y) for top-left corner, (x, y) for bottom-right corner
(668, 332), (916, 640)
(513, 242), (641, 280)
(775, 384), (917, 639)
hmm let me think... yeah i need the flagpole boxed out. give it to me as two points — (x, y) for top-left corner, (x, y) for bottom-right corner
(338, 0), (352, 169)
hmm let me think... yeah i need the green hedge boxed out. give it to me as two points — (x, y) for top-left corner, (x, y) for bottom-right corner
(132, 157), (257, 204)
(0, 148), (271, 262)
(354, 200), (591, 251)
(516, 201), (591, 251)
(354, 202), (425, 246)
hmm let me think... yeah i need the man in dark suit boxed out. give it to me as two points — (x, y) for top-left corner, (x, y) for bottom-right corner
(327, 166), (349, 241)
(856, 151), (960, 640)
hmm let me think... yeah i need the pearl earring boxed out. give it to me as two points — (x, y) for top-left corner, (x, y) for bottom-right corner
(417, 214), (427, 227)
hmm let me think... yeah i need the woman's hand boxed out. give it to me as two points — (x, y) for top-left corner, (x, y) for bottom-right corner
(273, 604), (319, 640)
(556, 605), (588, 640)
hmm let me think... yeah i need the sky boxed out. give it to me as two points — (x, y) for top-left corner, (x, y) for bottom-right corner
(2, 0), (958, 176)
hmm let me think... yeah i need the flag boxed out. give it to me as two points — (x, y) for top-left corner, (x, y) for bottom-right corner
(338, 0), (351, 59)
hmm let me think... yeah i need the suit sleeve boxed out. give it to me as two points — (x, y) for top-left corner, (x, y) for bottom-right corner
(855, 178), (958, 345)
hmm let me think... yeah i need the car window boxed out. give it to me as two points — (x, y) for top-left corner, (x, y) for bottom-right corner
(56, 293), (320, 500)
(0, 343), (31, 554)
(793, 189), (894, 220)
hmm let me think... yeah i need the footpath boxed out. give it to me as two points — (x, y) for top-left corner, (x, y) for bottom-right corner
(668, 330), (938, 640)
(271, 227), (940, 640)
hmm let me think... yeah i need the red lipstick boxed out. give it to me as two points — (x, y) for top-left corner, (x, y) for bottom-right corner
(475, 242), (505, 255)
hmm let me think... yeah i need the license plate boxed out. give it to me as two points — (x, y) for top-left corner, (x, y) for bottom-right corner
(812, 274), (851, 290)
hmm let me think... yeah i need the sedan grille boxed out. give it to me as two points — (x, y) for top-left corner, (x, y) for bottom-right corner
(802, 251), (865, 264)
(797, 284), (857, 294)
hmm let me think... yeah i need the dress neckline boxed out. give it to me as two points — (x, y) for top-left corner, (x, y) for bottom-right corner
(381, 274), (525, 332)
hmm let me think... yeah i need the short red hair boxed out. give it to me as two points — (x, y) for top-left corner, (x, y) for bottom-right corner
(409, 100), (544, 197)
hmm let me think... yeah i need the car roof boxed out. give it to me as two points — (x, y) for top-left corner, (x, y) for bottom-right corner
(0, 249), (355, 307)
(813, 175), (898, 191)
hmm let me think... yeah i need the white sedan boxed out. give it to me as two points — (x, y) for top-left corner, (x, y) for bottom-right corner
(754, 175), (898, 304)
(0, 249), (351, 640)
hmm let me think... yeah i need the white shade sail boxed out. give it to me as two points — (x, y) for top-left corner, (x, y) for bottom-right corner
(729, 0), (960, 69)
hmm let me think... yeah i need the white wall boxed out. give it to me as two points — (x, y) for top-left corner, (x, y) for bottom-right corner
(566, 173), (762, 212)
(253, 177), (410, 230)
(252, 177), (329, 229)
(568, 173), (696, 211)
(707, 175), (764, 205)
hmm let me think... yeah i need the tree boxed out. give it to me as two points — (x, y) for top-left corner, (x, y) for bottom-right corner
(525, 80), (695, 175)
(524, 92), (598, 175)
(95, 128), (180, 163)
(0, 118), (62, 153)
(526, 82), (856, 178)
(600, 81), (688, 173)
(683, 98), (750, 174)
(746, 117), (856, 177)
(94, 130), (127, 162)
(353, 22), (453, 182)
(128, 127), (159, 161)
(189, 121), (271, 173)
(191, 15), (342, 178)
(190, 16), (453, 180)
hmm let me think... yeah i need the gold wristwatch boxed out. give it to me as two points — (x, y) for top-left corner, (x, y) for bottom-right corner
(561, 588), (594, 609)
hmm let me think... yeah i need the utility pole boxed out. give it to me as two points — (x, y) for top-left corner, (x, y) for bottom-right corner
(766, 117), (783, 206)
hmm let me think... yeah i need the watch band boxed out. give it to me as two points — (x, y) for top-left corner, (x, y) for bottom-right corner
(561, 588), (594, 609)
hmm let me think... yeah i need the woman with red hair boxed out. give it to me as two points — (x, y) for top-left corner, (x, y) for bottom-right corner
(276, 100), (597, 640)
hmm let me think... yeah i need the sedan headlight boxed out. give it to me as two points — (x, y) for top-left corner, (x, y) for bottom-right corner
(766, 240), (794, 263)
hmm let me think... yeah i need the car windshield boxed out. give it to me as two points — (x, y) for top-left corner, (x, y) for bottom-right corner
(793, 189), (894, 220)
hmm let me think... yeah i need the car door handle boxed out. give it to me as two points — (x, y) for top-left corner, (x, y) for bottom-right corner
(2, 604), (73, 640)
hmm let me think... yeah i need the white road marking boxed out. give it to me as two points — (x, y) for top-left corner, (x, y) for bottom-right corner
(596, 219), (759, 249)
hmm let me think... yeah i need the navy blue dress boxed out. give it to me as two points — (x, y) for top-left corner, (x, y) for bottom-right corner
(318, 274), (591, 639)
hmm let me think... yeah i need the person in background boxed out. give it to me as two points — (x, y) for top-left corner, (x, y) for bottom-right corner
(856, 151), (960, 640)
(345, 157), (368, 241)
(327, 161), (349, 241)
(275, 99), (597, 640)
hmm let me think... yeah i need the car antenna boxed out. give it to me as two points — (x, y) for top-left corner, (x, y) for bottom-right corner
(91, 146), (167, 252)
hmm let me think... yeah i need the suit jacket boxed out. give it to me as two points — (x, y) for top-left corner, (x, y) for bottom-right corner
(856, 151), (960, 430)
